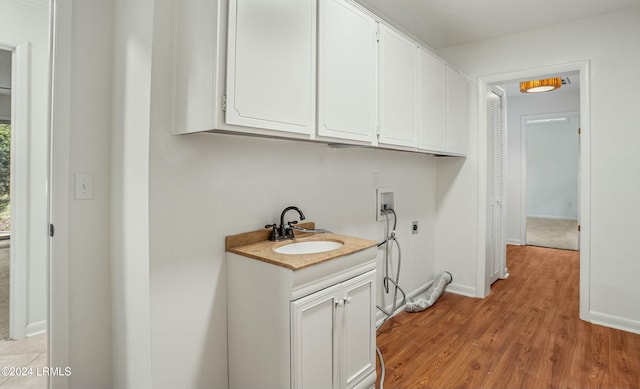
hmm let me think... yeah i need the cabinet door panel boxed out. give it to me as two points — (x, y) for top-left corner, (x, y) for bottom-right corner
(227, 0), (316, 134)
(446, 66), (468, 155)
(417, 48), (446, 151)
(291, 285), (341, 389)
(342, 271), (376, 388)
(318, 0), (377, 142)
(378, 25), (417, 147)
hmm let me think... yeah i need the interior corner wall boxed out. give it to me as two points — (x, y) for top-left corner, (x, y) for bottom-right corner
(110, 0), (154, 387)
(436, 7), (640, 330)
(505, 91), (580, 244)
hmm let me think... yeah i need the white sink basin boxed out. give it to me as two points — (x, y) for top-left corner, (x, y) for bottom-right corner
(274, 240), (343, 255)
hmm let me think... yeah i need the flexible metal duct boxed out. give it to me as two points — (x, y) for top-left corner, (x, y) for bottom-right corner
(405, 271), (452, 313)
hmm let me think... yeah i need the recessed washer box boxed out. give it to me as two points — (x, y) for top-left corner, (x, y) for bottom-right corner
(376, 188), (395, 221)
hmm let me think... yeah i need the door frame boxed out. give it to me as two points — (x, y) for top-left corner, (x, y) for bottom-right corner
(1, 41), (30, 340)
(477, 61), (591, 321)
(520, 111), (580, 245)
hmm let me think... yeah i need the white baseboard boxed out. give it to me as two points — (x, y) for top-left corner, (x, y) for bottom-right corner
(26, 320), (47, 337)
(527, 214), (578, 221)
(589, 311), (640, 335)
(445, 283), (476, 298)
(507, 239), (523, 245)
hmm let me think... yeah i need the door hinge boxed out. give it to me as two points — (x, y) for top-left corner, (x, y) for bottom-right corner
(375, 22), (380, 42)
(578, 224), (581, 232)
(578, 127), (581, 135)
(49, 224), (55, 237)
(222, 95), (227, 112)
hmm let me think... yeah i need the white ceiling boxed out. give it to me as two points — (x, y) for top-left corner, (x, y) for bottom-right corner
(353, 0), (640, 49)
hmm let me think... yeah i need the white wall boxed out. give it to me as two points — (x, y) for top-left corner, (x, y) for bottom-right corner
(505, 91), (580, 243)
(50, 0), (114, 387)
(147, 3), (437, 387)
(0, 0), (48, 336)
(526, 115), (579, 219)
(437, 7), (640, 331)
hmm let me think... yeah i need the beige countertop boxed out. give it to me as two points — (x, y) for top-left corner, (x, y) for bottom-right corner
(225, 222), (378, 271)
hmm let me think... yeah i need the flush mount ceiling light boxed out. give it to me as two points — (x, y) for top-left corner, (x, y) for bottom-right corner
(520, 77), (562, 93)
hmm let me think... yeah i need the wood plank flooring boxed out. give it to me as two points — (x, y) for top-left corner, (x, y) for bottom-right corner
(376, 245), (640, 388)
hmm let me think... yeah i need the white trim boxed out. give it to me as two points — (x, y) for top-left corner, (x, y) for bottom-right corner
(446, 283), (476, 298)
(477, 61), (591, 321)
(526, 214), (578, 220)
(506, 239), (523, 246)
(49, 0), (71, 387)
(589, 311), (640, 335)
(27, 319), (47, 336)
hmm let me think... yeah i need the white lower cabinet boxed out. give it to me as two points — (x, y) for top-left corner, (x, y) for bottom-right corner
(227, 249), (377, 389)
(291, 271), (376, 389)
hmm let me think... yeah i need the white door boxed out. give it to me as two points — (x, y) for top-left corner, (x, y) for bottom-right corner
(486, 89), (505, 284)
(378, 24), (417, 147)
(318, 0), (377, 142)
(291, 284), (341, 389)
(341, 271), (376, 389)
(417, 48), (446, 152)
(226, 0), (316, 134)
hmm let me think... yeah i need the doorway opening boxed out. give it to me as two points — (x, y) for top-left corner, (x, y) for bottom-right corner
(523, 111), (580, 251)
(479, 62), (591, 320)
(1, 0), (51, 386)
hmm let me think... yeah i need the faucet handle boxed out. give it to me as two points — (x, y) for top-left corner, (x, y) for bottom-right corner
(265, 224), (277, 240)
(287, 220), (299, 226)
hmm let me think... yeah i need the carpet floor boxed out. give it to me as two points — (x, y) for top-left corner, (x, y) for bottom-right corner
(526, 217), (578, 251)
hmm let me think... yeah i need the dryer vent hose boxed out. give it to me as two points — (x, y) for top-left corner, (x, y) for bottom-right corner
(405, 271), (452, 313)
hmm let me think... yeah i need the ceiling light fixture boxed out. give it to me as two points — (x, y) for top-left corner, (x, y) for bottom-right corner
(520, 77), (562, 93)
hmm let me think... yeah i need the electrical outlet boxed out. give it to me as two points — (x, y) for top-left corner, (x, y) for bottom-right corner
(411, 221), (419, 234)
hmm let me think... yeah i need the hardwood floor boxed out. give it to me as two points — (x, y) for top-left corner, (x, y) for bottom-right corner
(376, 245), (640, 389)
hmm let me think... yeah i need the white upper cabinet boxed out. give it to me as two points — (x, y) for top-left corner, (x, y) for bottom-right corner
(317, 0), (377, 143)
(417, 48), (446, 152)
(378, 24), (417, 148)
(174, 0), (225, 134)
(226, 0), (316, 135)
(445, 66), (468, 155)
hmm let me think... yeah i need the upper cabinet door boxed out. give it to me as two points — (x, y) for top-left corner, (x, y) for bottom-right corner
(417, 48), (446, 152)
(318, 0), (377, 143)
(445, 66), (468, 155)
(226, 0), (316, 135)
(378, 24), (417, 148)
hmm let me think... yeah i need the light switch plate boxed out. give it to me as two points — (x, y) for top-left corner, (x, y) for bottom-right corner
(74, 173), (94, 200)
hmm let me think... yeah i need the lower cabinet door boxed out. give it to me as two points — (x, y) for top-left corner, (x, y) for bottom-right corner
(291, 284), (341, 389)
(342, 271), (376, 388)
(291, 270), (376, 389)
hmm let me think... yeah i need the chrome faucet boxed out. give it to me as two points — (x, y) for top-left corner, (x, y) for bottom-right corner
(265, 206), (306, 241)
